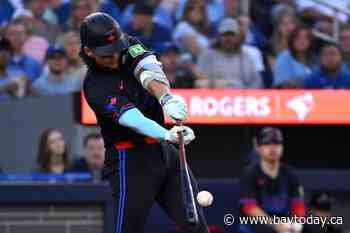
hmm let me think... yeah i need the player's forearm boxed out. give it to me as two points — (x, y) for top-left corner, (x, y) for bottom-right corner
(146, 80), (170, 101)
(118, 107), (168, 141)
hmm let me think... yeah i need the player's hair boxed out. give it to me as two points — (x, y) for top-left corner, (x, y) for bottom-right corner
(83, 133), (103, 147)
(37, 128), (69, 172)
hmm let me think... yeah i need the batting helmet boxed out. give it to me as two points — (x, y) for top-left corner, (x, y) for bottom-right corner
(80, 12), (128, 56)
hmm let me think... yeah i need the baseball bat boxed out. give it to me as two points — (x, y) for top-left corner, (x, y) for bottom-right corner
(177, 122), (199, 226)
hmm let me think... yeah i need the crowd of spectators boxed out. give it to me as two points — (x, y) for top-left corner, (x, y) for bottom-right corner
(2, 0), (350, 101)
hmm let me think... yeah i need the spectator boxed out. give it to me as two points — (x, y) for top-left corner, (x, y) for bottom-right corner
(175, 0), (225, 27)
(238, 14), (267, 49)
(303, 192), (342, 233)
(14, 16), (49, 64)
(13, 0), (61, 43)
(273, 26), (314, 88)
(60, 31), (86, 81)
(159, 42), (202, 88)
(70, 133), (105, 181)
(31, 43), (82, 96)
(339, 25), (350, 70)
(36, 128), (70, 174)
(239, 127), (305, 233)
(304, 43), (350, 89)
(173, 0), (210, 58)
(269, 10), (297, 59)
(0, 37), (27, 99)
(197, 18), (263, 88)
(63, 0), (95, 32)
(4, 20), (42, 84)
(124, 3), (171, 53)
(121, 0), (174, 31)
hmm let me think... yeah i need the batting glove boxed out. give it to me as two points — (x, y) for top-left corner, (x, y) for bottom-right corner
(160, 93), (187, 121)
(164, 126), (195, 145)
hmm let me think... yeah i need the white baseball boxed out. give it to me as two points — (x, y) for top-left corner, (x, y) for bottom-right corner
(196, 191), (213, 207)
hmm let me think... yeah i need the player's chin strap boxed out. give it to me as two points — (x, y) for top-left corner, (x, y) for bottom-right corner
(134, 55), (170, 89)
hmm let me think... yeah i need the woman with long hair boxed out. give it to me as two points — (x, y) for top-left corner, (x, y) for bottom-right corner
(173, 0), (210, 58)
(36, 128), (70, 173)
(273, 25), (315, 88)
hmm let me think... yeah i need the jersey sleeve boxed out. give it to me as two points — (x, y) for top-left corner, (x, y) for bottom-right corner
(286, 168), (305, 217)
(122, 36), (155, 74)
(83, 79), (135, 124)
(239, 172), (259, 216)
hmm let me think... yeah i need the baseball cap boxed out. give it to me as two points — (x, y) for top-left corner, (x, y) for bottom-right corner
(0, 37), (12, 51)
(218, 18), (240, 34)
(46, 44), (66, 59)
(257, 127), (283, 145)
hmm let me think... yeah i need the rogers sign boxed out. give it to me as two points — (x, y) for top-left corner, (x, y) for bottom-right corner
(186, 96), (271, 117)
(81, 89), (350, 125)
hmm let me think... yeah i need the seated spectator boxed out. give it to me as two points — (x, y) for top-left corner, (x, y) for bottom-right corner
(14, 15), (49, 64)
(303, 192), (342, 233)
(36, 128), (70, 174)
(197, 18), (263, 88)
(124, 3), (171, 53)
(239, 127), (305, 233)
(273, 26), (314, 88)
(268, 10), (297, 60)
(13, 0), (61, 43)
(121, 0), (174, 31)
(159, 42), (203, 88)
(339, 25), (350, 70)
(263, 9), (297, 87)
(175, 0), (225, 27)
(0, 37), (27, 100)
(60, 31), (86, 82)
(4, 20), (42, 85)
(69, 133), (105, 181)
(304, 43), (350, 89)
(31, 44), (82, 96)
(173, 0), (210, 58)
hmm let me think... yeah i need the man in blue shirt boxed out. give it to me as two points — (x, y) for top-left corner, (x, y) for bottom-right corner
(124, 3), (171, 53)
(31, 44), (82, 96)
(304, 43), (350, 89)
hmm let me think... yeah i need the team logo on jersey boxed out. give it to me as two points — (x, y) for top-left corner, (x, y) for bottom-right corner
(286, 93), (314, 120)
(105, 96), (118, 111)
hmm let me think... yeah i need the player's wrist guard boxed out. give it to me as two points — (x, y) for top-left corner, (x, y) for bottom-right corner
(159, 92), (173, 106)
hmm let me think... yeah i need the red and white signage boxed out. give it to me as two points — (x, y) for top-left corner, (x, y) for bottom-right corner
(81, 89), (350, 125)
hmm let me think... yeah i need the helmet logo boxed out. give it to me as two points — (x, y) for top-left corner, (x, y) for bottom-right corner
(105, 27), (117, 43)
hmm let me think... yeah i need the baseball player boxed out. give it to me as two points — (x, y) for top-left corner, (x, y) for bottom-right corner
(80, 13), (209, 233)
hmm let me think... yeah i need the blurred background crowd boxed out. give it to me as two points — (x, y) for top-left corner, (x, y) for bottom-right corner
(2, 0), (350, 101)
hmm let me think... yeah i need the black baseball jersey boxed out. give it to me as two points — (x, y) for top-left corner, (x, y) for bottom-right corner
(239, 163), (304, 217)
(82, 36), (164, 148)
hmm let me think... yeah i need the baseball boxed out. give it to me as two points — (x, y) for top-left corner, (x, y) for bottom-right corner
(196, 191), (213, 207)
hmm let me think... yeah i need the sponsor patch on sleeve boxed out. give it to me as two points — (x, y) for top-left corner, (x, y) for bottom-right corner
(128, 44), (145, 58)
